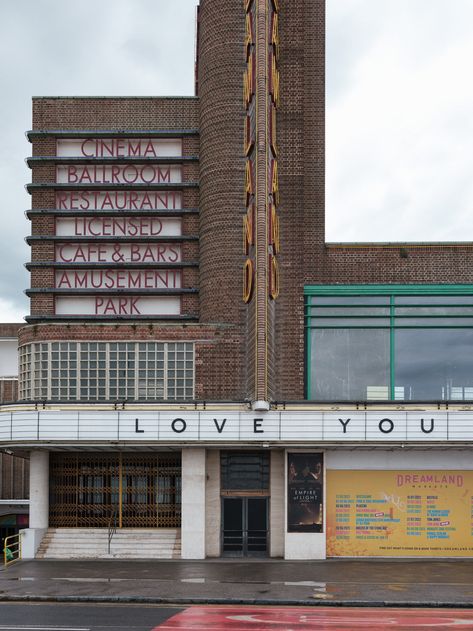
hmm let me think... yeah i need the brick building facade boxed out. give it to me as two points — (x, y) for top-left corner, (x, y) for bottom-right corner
(0, 323), (29, 550)
(1, 0), (473, 559)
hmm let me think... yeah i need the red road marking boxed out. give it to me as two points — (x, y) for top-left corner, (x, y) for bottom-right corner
(153, 606), (473, 630)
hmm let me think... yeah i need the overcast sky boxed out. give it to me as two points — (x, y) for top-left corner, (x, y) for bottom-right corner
(0, 0), (472, 321)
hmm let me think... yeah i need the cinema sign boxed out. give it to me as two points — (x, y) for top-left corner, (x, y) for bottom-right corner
(3, 410), (473, 443)
(56, 138), (183, 159)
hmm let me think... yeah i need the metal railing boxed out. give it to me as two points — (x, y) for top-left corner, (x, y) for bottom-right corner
(107, 509), (118, 555)
(3, 533), (22, 567)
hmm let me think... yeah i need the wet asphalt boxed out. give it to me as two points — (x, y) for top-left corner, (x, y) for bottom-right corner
(0, 558), (473, 607)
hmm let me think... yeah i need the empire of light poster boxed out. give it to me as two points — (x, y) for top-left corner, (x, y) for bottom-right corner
(287, 453), (324, 533)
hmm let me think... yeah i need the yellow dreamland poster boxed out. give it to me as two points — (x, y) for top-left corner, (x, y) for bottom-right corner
(327, 470), (473, 557)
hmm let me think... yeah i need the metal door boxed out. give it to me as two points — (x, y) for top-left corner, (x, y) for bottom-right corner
(222, 497), (268, 556)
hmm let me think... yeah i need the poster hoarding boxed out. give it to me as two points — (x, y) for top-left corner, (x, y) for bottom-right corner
(327, 470), (473, 557)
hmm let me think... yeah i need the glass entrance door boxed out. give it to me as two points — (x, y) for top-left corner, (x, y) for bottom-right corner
(222, 497), (268, 556)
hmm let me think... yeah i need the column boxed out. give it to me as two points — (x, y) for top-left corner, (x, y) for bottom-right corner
(22, 450), (49, 558)
(29, 450), (49, 529)
(270, 450), (284, 557)
(181, 448), (206, 559)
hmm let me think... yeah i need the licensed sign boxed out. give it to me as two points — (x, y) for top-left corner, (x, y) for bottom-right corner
(55, 217), (181, 238)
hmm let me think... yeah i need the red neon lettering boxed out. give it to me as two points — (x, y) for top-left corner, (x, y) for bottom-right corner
(67, 166), (78, 183)
(158, 167), (171, 183)
(123, 165), (138, 184)
(110, 166), (119, 183)
(129, 141), (141, 157)
(115, 139), (125, 157)
(140, 166), (155, 184)
(143, 141), (157, 157)
(56, 192), (68, 209)
(101, 140), (114, 158)
(81, 139), (94, 157)
(56, 272), (71, 288)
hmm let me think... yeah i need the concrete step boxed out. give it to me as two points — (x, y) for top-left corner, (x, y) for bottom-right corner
(36, 528), (181, 559)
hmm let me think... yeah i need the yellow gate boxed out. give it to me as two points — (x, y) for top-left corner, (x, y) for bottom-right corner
(3, 533), (21, 567)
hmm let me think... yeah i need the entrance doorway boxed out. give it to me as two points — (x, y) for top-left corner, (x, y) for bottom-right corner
(222, 497), (268, 556)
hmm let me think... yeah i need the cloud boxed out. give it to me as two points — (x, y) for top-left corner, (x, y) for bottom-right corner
(0, 0), (197, 321)
(326, 0), (473, 242)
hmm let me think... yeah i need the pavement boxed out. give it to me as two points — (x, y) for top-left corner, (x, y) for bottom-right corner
(1, 558), (473, 607)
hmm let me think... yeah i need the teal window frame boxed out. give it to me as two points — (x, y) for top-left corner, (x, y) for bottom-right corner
(304, 284), (473, 401)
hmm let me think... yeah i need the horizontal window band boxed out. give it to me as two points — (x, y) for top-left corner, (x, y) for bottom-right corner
(306, 305), (473, 311)
(27, 156), (199, 167)
(305, 325), (473, 330)
(26, 262), (199, 270)
(304, 284), (473, 295)
(27, 128), (200, 141)
(27, 183), (199, 193)
(25, 288), (199, 296)
(26, 209), (199, 218)
(306, 314), (473, 319)
(24, 315), (199, 323)
(26, 235), (198, 243)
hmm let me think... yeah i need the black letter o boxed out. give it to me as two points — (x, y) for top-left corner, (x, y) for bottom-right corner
(172, 418), (187, 433)
(379, 418), (394, 434)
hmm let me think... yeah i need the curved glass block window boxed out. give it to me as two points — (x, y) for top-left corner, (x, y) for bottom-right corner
(19, 342), (194, 402)
(305, 285), (473, 402)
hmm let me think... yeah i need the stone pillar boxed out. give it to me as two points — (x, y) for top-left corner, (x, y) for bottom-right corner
(270, 450), (284, 557)
(181, 448), (206, 559)
(22, 450), (49, 558)
(29, 450), (49, 528)
(205, 449), (220, 557)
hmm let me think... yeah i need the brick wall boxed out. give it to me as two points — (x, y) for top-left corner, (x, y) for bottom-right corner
(22, 1), (472, 404)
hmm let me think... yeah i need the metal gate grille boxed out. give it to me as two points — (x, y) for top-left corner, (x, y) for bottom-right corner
(49, 453), (181, 528)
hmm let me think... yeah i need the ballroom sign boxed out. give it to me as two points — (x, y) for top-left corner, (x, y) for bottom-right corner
(2, 410), (473, 443)
(56, 165), (182, 185)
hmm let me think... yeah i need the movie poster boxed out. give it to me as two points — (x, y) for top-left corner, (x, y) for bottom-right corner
(287, 453), (324, 532)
